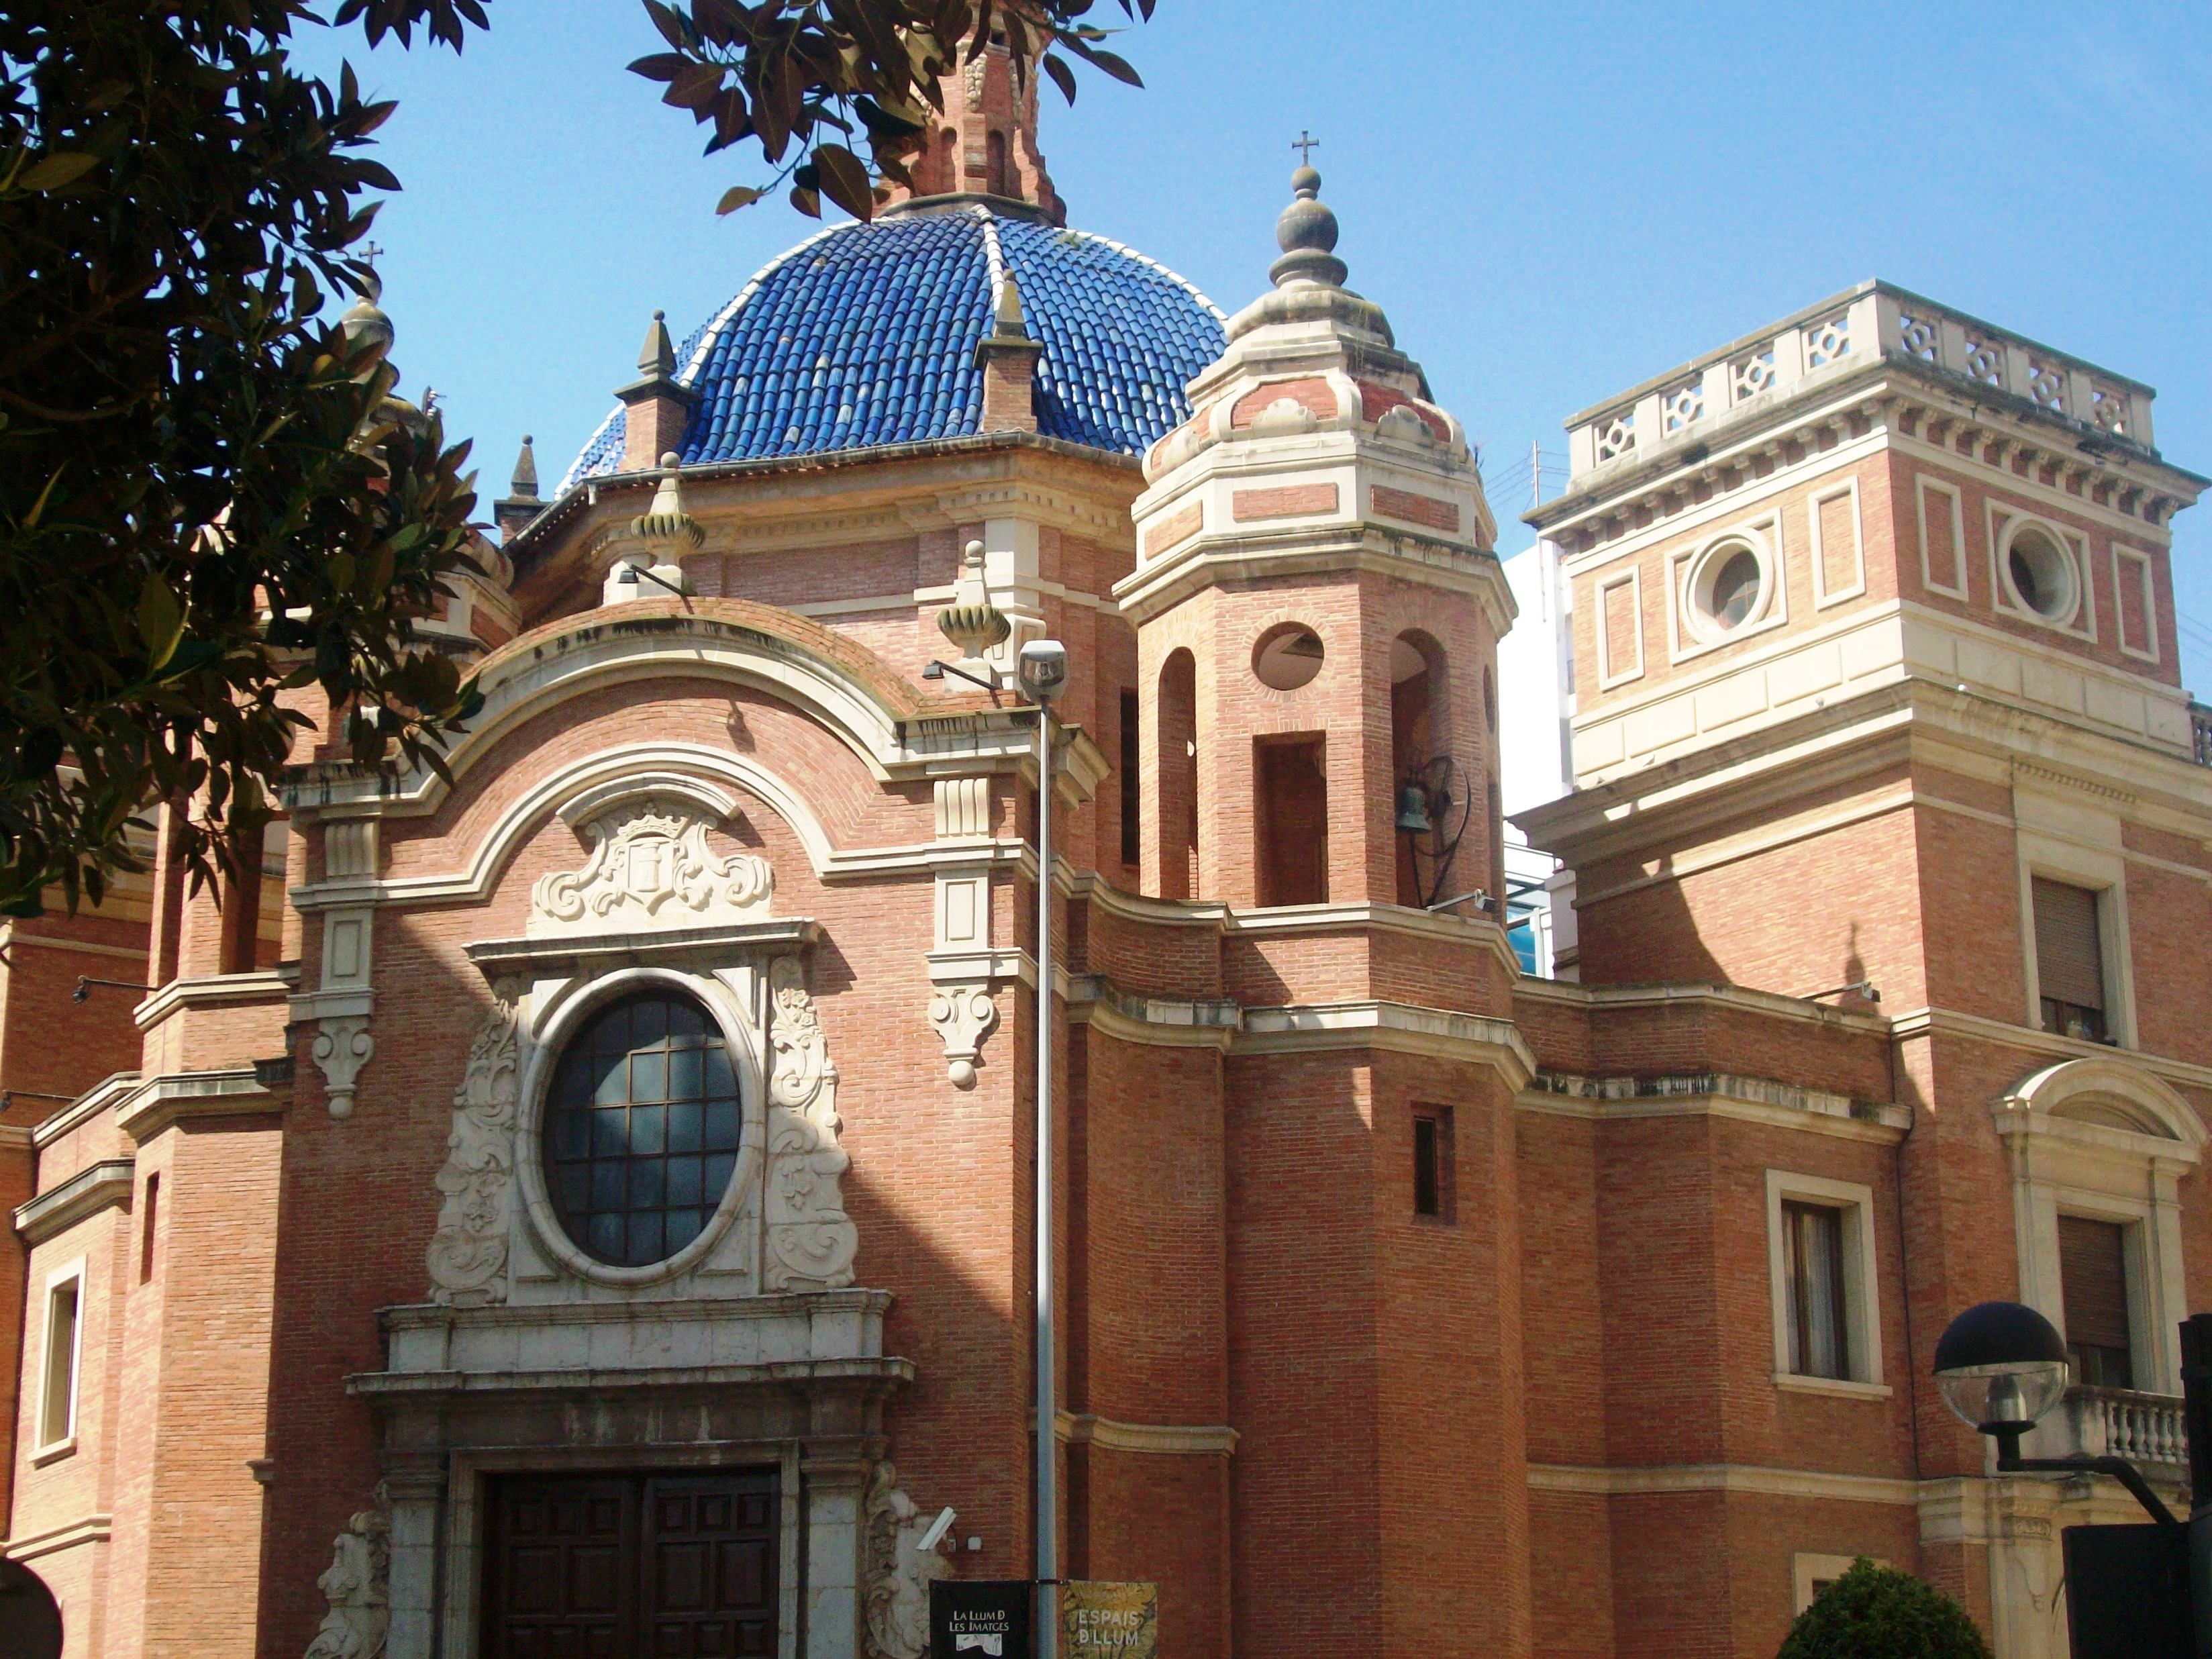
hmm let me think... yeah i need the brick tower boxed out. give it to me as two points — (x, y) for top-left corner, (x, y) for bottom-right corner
(1119, 167), (1536, 1657)
(1123, 164), (1513, 937)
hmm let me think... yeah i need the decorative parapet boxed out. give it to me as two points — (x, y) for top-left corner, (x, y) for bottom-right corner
(2191, 702), (2212, 768)
(1527, 1070), (1909, 1135)
(1561, 281), (2159, 485)
(2038, 1385), (2189, 1467)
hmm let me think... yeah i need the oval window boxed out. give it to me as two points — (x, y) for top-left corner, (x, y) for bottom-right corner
(1253, 623), (1325, 691)
(2005, 523), (2077, 623)
(542, 991), (742, 1268)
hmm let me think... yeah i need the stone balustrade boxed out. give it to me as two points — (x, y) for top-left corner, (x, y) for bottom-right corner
(1564, 282), (2158, 482)
(2038, 1384), (2191, 1466)
(2190, 703), (2212, 767)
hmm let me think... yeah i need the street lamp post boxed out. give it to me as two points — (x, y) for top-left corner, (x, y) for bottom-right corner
(1935, 1300), (2212, 1655)
(1015, 639), (1070, 1659)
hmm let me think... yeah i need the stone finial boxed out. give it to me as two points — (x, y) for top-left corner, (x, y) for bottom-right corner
(972, 274), (1043, 433)
(509, 435), (540, 502)
(631, 452), (705, 554)
(937, 540), (1011, 661)
(1269, 164), (1347, 290)
(638, 308), (678, 377)
(994, 273), (1028, 339)
(617, 307), (698, 470)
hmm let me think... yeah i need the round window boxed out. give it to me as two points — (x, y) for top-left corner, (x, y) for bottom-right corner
(1252, 623), (1325, 691)
(1687, 536), (1768, 640)
(2005, 523), (2078, 623)
(542, 991), (742, 1268)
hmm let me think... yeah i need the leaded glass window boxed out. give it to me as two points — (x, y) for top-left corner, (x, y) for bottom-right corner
(543, 991), (742, 1268)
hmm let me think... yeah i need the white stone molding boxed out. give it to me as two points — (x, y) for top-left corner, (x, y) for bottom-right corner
(764, 957), (858, 1292)
(310, 1017), (375, 1121)
(926, 985), (999, 1090)
(1763, 1168), (1889, 1393)
(303, 1491), (391, 1659)
(530, 797), (773, 936)
(295, 815), (380, 1119)
(1995, 1056), (2205, 1399)
(425, 991), (523, 1305)
(863, 1464), (952, 1659)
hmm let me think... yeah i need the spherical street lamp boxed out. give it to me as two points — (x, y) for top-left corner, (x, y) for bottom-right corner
(1932, 1299), (2179, 1529)
(1932, 1299), (2071, 1438)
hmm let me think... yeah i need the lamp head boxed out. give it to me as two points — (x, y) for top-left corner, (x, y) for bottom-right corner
(1017, 639), (1069, 705)
(1933, 1300), (2070, 1434)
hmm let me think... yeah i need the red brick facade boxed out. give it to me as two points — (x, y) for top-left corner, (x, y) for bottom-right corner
(2, 260), (2204, 1659)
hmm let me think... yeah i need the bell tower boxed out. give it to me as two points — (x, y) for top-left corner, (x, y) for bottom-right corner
(1120, 165), (1514, 942)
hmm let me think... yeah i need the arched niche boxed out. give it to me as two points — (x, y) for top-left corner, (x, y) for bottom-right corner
(1993, 1056), (2207, 1396)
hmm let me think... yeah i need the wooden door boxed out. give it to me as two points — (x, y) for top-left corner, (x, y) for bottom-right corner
(485, 1471), (778, 1659)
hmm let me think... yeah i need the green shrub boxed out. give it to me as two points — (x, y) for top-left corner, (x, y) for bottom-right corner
(1777, 1558), (1992, 1659)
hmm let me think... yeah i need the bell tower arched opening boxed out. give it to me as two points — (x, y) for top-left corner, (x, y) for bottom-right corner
(1156, 648), (1198, 900)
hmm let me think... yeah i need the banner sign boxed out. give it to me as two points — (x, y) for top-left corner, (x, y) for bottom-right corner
(930, 1580), (1032, 1659)
(1059, 1580), (1158, 1659)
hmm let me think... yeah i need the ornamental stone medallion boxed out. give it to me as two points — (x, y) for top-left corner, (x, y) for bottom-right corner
(529, 799), (773, 936)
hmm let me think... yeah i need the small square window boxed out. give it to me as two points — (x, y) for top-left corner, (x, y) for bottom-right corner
(1413, 1108), (1454, 1223)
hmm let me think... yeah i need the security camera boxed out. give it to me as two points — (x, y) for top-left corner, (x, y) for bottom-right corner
(1017, 639), (1069, 705)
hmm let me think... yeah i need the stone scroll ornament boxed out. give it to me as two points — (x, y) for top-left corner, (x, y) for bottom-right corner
(311, 1017), (374, 1120)
(764, 957), (860, 1291)
(532, 800), (772, 928)
(927, 987), (999, 1089)
(864, 1463), (951, 1659)
(425, 991), (522, 1305)
(303, 1492), (391, 1659)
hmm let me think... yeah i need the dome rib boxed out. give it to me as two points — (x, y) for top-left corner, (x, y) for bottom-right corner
(557, 206), (1227, 496)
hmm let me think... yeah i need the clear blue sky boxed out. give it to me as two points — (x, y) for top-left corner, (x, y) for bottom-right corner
(296, 1), (2212, 687)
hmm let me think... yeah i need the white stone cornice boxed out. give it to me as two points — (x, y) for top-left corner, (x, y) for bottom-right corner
(1515, 976), (1889, 1035)
(1053, 1410), (1238, 1456)
(1517, 1072), (1906, 1144)
(132, 968), (293, 1032)
(1528, 1462), (1917, 1505)
(1234, 999), (1534, 1083)
(0, 1512), (115, 1562)
(1887, 1005), (2212, 1101)
(1114, 524), (1512, 635)
(15, 1156), (134, 1243)
(30, 1071), (143, 1148)
(114, 1067), (281, 1143)
(1064, 974), (1239, 1051)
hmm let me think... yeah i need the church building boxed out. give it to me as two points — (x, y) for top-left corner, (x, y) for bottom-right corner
(3, 41), (2209, 1659)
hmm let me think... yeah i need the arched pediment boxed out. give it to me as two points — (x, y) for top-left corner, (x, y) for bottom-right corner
(1994, 1056), (2208, 1153)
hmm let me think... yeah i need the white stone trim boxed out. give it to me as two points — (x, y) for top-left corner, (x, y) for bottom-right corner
(510, 964), (768, 1293)
(1525, 1462), (1917, 1505)
(0, 1511), (113, 1562)
(1053, 1411), (1238, 1456)
(1764, 1170), (1885, 1388)
(1595, 563), (1644, 689)
(35, 1254), (86, 1456)
(1670, 513), (1786, 660)
(1808, 476), (1867, 609)
(1993, 1056), (2205, 1399)
(2111, 540), (2160, 664)
(1988, 501), (2095, 641)
(14, 1158), (133, 1244)
(1915, 474), (1970, 600)
(1793, 1552), (1887, 1614)
(2013, 803), (2137, 1048)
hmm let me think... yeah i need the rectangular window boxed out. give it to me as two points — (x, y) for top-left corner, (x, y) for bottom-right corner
(1782, 1201), (1851, 1380)
(2033, 876), (2107, 1042)
(2059, 1214), (2134, 1389)
(40, 1272), (82, 1448)
(1119, 689), (1141, 867)
(140, 1172), (160, 1284)
(1412, 1108), (1453, 1222)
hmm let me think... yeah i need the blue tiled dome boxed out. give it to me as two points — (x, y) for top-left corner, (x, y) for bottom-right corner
(558, 205), (1227, 494)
